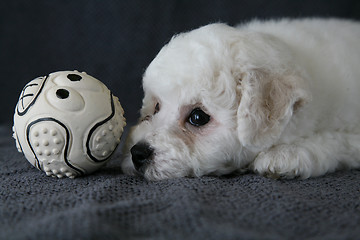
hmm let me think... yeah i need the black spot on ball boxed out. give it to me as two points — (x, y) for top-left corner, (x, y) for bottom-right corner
(56, 89), (69, 99)
(67, 74), (82, 81)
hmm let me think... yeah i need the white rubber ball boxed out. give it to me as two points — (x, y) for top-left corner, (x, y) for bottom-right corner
(13, 71), (126, 178)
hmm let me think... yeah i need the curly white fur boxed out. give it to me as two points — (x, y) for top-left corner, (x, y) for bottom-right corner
(122, 18), (360, 180)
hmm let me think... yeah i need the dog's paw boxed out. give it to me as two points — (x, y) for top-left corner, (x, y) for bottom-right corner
(251, 145), (313, 179)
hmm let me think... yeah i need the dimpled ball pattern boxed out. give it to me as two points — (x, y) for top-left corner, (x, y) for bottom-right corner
(13, 71), (126, 178)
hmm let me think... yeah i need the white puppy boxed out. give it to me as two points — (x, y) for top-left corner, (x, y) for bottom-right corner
(122, 18), (360, 180)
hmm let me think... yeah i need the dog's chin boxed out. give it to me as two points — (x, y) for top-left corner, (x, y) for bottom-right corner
(142, 165), (190, 181)
(121, 153), (193, 181)
(120, 154), (138, 176)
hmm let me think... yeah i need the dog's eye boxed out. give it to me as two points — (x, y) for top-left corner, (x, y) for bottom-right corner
(154, 102), (160, 115)
(188, 108), (210, 127)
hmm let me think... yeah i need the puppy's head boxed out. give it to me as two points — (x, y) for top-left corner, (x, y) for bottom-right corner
(122, 23), (310, 180)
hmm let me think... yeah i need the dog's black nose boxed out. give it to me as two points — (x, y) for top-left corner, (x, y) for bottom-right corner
(130, 142), (154, 171)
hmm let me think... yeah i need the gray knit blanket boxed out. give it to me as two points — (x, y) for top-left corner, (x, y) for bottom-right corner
(1, 125), (359, 240)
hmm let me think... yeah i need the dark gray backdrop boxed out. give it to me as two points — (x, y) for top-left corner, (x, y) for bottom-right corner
(1, 0), (360, 125)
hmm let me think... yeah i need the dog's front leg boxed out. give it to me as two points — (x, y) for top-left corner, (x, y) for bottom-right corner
(251, 144), (314, 179)
(251, 132), (360, 179)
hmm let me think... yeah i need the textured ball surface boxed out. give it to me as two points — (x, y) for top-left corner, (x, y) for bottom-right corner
(13, 71), (126, 178)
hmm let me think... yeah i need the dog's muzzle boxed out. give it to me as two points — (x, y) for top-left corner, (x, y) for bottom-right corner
(130, 142), (153, 172)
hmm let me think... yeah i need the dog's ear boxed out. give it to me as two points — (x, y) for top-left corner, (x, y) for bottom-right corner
(236, 69), (310, 151)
